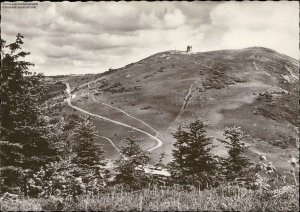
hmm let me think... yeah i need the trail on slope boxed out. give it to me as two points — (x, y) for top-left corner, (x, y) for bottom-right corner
(162, 61), (213, 132)
(158, 62), (211, 133)
(253, 61), (259, 71)
(78, 77), (106, 90)
(175, 81), (196, 121)
(88, 83), (158, 134)
(99, 136), (126, 158)
(167, 81), (196, 129)
(64, 82), (163, 152)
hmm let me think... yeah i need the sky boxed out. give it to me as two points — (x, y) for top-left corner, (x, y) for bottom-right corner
(1, 1), (299, 76)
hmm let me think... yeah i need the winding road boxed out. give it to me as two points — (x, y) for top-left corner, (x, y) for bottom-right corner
(65, 63), (208, 153)
(64, 82), (162, 152)
(88, 83), (158, 134)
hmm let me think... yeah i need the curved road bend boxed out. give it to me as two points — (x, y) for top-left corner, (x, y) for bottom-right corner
(87, 83), (157, 134)
(64, 82), (162, 152)
(91, 95), (157, 134)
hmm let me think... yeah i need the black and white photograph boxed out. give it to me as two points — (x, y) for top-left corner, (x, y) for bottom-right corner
(0, 1), (299, 211)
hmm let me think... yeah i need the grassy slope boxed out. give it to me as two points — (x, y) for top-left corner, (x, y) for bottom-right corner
(1, 185), (298, 211)
(58, 48), (298, 170)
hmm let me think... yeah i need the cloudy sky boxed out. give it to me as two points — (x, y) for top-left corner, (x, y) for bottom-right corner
(1, 1), (299, 75)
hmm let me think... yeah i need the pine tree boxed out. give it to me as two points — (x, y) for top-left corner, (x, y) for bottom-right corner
(72, 117), (103, 168)
(220, 126), (251, 181)
(48, 118), (74, 161)
(0, 34), (56, 194)
(29, 117), (107, 198)
(169, 120), (218, 187)
(114, 137), (150, 189)
(72, 116), (107, 187)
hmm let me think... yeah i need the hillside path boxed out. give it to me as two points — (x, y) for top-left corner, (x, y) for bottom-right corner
(163, 80), (198, 133)
(99, 136), (127, 158)
(175, 80), (197, 121)
(88, 83), (158, 134)
(162, 61), (212, 131)
(64, 82), (163, 152)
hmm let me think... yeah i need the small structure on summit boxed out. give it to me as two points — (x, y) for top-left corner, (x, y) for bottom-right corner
(186, 45), (192, 53)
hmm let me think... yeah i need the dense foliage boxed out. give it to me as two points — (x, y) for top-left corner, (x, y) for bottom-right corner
(113, 137), (151, 189)
(255, 89), (299, 127)
(220, 126), (252, 182)
(169, 120), (219, 188)
(0, 34), (56, 195)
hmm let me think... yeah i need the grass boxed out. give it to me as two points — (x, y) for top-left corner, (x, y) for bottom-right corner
(255, 90), (299, 127)
(48, 48), (298, 167)
(1, 185), (299, 211)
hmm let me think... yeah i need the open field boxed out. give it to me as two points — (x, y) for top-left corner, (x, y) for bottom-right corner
(1, 185), (298, 211)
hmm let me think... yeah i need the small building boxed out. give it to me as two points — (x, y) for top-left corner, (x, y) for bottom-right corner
(186, 45), (192, 53)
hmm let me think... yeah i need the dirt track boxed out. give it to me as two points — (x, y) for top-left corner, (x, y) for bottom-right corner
(64, 82), (163, 152)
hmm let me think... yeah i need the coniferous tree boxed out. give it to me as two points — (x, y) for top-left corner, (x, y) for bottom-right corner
(72, 117), (103, 168)
(72, 116), (107, 187)
(114, 137), (150, 189)
(27, 118), (84, 198)
(47, 118), (74, 162)
(220, 126), (251, 181)
(0, 34), (56, 194)
(169, 120), (219, 187)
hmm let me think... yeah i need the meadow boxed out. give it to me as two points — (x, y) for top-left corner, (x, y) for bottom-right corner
(1, 185), (298, 211)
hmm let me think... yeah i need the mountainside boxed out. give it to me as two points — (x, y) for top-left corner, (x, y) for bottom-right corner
(60, 47), (299, 172)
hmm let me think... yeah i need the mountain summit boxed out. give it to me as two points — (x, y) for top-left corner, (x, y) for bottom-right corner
(65, 47), (299, 172)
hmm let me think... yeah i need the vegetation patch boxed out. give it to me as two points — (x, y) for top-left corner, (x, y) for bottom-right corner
(254, 91), (299, 127)
(96, 80), (141, 94)
(41, 81), (66, 102)
(202, 63), (246, 90)
(1, 185), (298, 211)
(141, 105), (152, 110)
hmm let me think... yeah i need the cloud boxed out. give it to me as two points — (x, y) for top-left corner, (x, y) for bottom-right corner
(1, 1), (298, 76)
(163, 9), (186, 28)
(210, 1), (299, 58)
